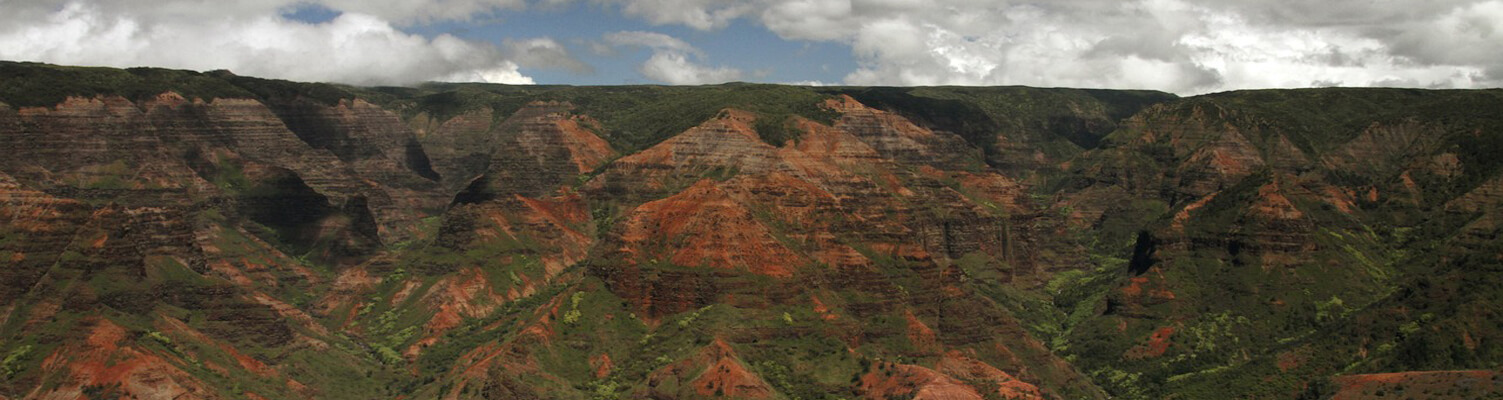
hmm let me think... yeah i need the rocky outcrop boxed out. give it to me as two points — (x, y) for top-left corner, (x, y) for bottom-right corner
(267, 98), (441, 185)
(409, 108), (498, 194)
(641, 339), (775, 399)
(29, 319), (219, 400)
(587, 108), (782, 204)
(5, 63), (1502, 400)
(826, 95), (983, 172)
(0, 171), (91, 305)
(611, 179), (803, 277)
(575, 99), (1101, 398)
(1447, 174), (1503, 213)
(859, 361), (987, 400)
(456, 101), (616, 202)
(1050, 89), (1503, 398)
(1321, 120), (1445, 179)
(936, 353), (1045, 400)
(0, 94), (442, 246)
(0, 90), (450, 399)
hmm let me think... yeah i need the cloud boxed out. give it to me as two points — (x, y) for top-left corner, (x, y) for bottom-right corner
(595, 0), (755, 30)
(504, 38), (594, 74)
(760, 0), (856, 41)
(602, 31), (699, 53)
(782, 80), (832, 86)
(604, 31), (743, 84)
(1383, 0), (1503, 67)
(321, 0), (528, 24)
(639, 52), (744, 85)
(436, 64), (535, 84)
(0, 0), (594, 85)
(5, 0), (1499, 92)
(0, 0), (533, 26)
(604, 0), (1503, 93)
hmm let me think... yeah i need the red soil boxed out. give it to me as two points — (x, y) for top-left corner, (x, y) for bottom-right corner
(1124, 326), (1176, 359)
(1332, 370), (1500, 400)
(619, 179), (803, 277)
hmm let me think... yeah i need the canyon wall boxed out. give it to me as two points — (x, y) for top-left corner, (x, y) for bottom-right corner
(1, 62), (1500, 399)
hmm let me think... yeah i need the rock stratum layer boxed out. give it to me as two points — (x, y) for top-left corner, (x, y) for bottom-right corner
(1, 62), (1501, 399)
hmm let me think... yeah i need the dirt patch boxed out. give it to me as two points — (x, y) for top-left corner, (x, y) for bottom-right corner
(1333, 370), (1500, 400)
(1124, 326), (1176, 359)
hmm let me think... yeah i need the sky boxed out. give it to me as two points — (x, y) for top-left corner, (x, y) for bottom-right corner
(0, 0), (1499, 95)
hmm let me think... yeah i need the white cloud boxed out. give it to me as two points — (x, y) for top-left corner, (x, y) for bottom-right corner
(604, 31), (743, 84)
(595, 0), (755, 30)
(4, 0), (1499, 92)
(760, 0), (856, 41)
(0, 0), (592, 85)
(321, 0), (528, 24)
(602, 31), (699, 54)
(639, 52), (743, 85)
(0, 0), (532, 26)
(782, 80), (831, 86)
(605, 0), (1503, 93)
(505, 38), (594, 74)
(438, 64), (536, 84)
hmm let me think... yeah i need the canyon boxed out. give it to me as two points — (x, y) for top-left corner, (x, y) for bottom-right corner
(0, 61), (1500, 399)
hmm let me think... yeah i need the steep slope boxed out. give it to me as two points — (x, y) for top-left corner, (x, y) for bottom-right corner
(0, 63), (446, 399)
(3, 61), (1502, 400)
(1050, 88), (1503, 398)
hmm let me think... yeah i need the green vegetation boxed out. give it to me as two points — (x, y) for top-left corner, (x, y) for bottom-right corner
(561, 291), (585, 325)
(753, 113), (805, 146)
(1, 345), (31, 378)
(832, 86), (1175, 168)
(0, 61), (373, 108)
(1040, 88), (1503, 398)
(380, 82), (843, 151)
(3, 62), (1503, 400)
(0, 62), (252, 107)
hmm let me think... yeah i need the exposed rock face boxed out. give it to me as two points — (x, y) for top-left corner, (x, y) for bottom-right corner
(936, 353), (1045, 400)
(269, 98), (442, 184)
(642, 339), (775, 399)
(0, 170), (91, 305)
(614, 179), (803, 277)
(409, 107), (498, 194)
(826, 95), (981, 171)
(836, 87), (1176, 182)
(4, 64), (1502, 400)
(1052, 89), (1503, 398)
(0, 94), (442, 246)
(31, 319), (218, 400)
(434, 101), (615, 277)
(588, 100), (1027, 280)
(1448, 174), (1503, 213)
(1320, 120), (1445, 181)
(0, 87), (450, 399)
(1330, 370), (1502, 400)
(372, 101), (622, 363)
(456, 101), (616, 201)
(575, 98), (1099, 398)
(588, 108), (784, 204)
(860, 361), (987, 400)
